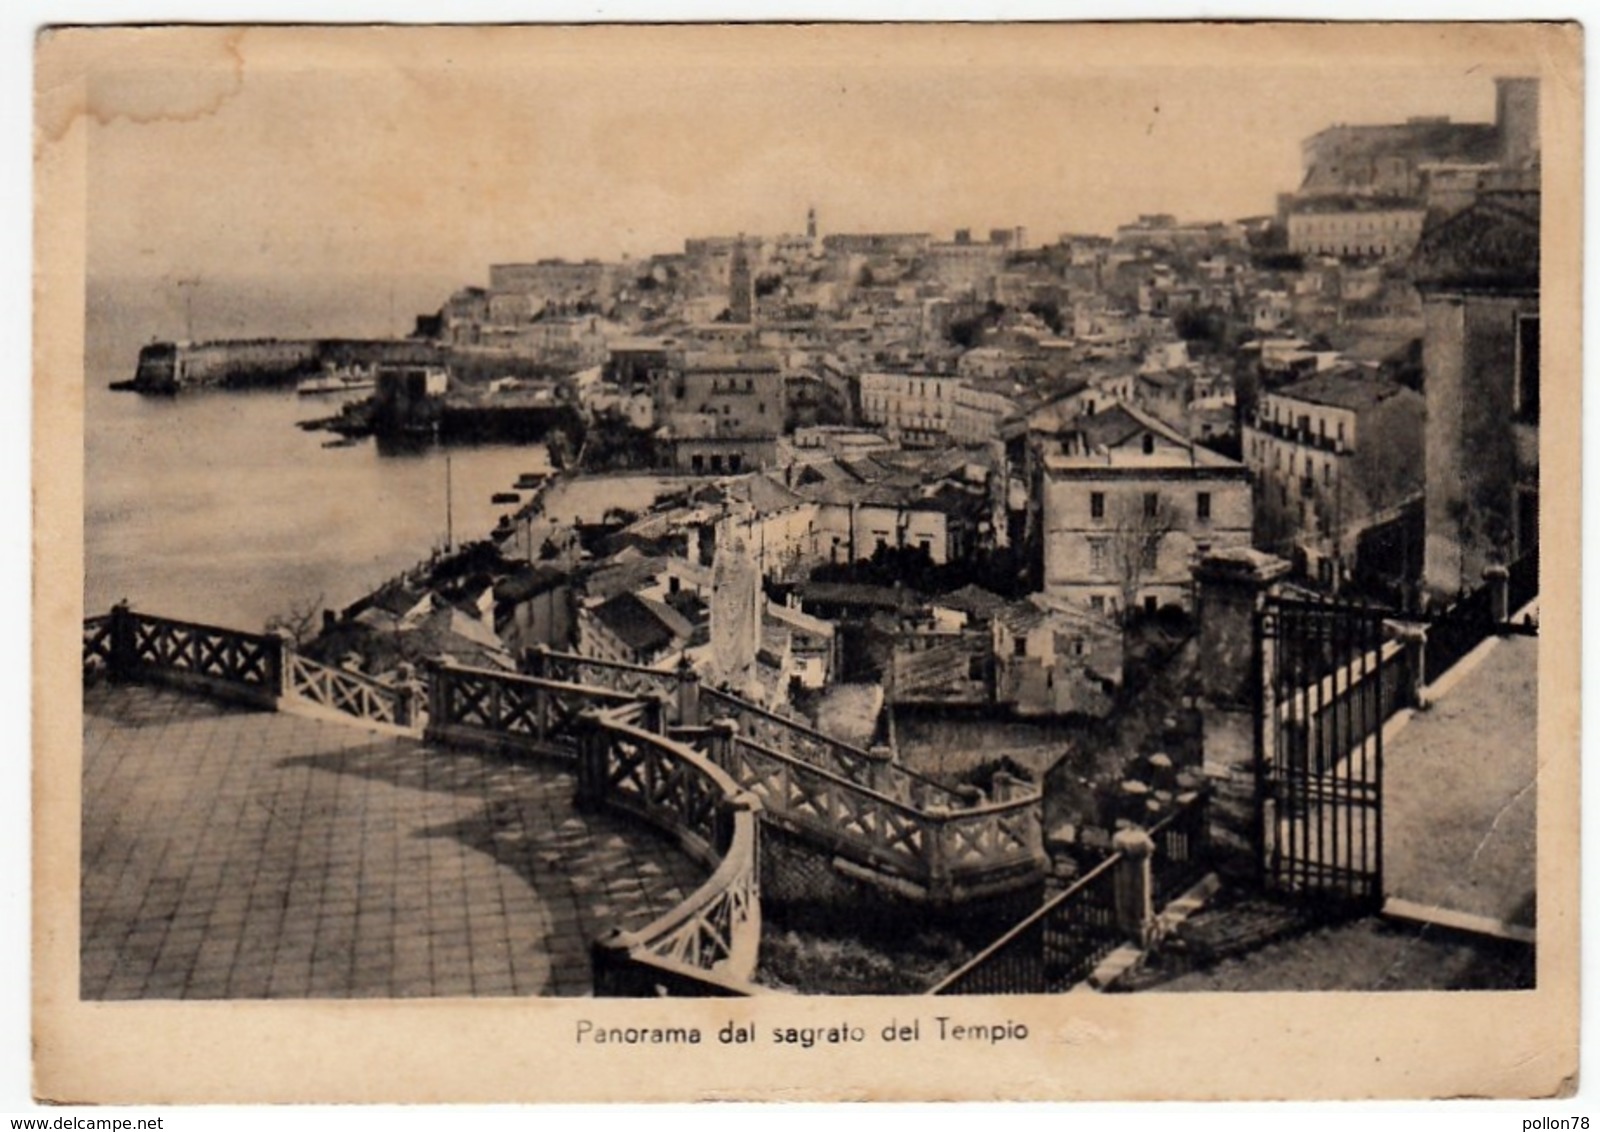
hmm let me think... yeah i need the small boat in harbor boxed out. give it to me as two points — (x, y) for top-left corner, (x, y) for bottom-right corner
(297, 363), (377, 396)
(491, 491), (521, 505)
(515, 471), (549, 489)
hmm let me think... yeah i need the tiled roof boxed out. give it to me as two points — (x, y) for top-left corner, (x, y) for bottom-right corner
(1274, 371), (1418, 413)
(933, 584), (1009, 618)
(1411, 193), (1539, 292)
(590, 591), (692, 655)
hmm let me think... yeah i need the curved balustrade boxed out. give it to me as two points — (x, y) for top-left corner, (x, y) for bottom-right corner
(700, 685), (960, 808)
(580, 711), (762, 995)
(536, 651), (682, 708)
(426, 663), (645, 757)
(284, 651), (415, 729)
(715, 731), (1043, 903)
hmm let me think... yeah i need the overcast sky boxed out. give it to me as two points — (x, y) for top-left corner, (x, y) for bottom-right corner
(70, 24), (1540, 288)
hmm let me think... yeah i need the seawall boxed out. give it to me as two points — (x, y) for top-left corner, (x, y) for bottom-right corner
(121, 337), (446, 393)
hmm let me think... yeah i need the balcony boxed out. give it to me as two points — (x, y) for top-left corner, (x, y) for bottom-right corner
(1252, 416), (1347, 455)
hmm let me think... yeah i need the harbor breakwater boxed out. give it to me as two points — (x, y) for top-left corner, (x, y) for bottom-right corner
(120, 337), (446, 393)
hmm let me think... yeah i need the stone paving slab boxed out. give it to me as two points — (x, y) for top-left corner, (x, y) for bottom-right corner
(81, 683), (707, 1000)
(1382, 632), (1537, 930)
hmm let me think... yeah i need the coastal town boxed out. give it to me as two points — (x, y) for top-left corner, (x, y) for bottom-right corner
(84, 73), (1541, 999)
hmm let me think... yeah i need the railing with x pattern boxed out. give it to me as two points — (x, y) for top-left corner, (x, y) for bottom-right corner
(426, 662), (646, 757)
(284, 650), (417, 729)
(579, 710), (762, 996)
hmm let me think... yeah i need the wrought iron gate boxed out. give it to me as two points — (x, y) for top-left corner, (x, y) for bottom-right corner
(1255, 596), (1387, 910)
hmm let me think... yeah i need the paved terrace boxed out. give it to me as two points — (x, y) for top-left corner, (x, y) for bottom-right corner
(1383, 624), (1538, 931)
(81, 683), (706, 1000)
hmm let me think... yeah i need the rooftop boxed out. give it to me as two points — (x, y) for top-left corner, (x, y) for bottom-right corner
(1271, 370), (1419, 413)
(590, 591), (694, 655)
(1411, 193), (1540, 293)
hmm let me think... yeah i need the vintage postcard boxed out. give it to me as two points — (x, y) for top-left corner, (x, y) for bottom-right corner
(34, 22), (1581, 1103)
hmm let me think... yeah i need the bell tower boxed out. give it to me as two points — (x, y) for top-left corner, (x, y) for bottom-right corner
(728, 235), (754, 324)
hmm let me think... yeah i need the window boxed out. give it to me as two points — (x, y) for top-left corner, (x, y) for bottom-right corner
(1090, 595), (1105, 614)
(1516, 313), (1540, 422)
(1142, 433), (1155, 455)
(1197, 491), (1211, 521)
(1144, 595), (1159, 617)
(729, 454), (743, 473)
(1013, 636), (1027, 657)
(710, 454), (724, 473)
(691, 455), (705, 473)
(1089, 537), (1108, 574)
(1337, 420), (1346, 447)
(1143, 492), (1159, 518)
(1090, 492), (1105, 520)
(1140, 538), (1158, 572)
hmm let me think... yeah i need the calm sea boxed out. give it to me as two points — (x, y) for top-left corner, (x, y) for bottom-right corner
(84, 274), (560, 629)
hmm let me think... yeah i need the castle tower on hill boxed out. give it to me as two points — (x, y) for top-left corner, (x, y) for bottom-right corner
(806, 206), (818, 243)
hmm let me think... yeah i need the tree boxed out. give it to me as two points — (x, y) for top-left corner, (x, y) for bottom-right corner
(1105, 493), (1178, 624)
(265, 592), (325, 650)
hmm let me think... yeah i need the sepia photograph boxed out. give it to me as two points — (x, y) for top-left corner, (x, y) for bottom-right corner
(33, 20), (1581, 1104)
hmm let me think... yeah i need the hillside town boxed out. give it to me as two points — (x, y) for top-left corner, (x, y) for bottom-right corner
(303, 77), (1538, 746)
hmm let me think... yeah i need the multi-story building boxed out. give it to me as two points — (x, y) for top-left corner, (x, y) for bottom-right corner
(1285, 203), (1429, 260)
(487, 260), (613, 315)
(858, 369), (963, 447)
(1037, 404), (1252, 616)
(992, 595), (1123, 718)
(655, 351), (786, 473)
(949, 378), (1025, 447)
(1412, 192), (1540, 599)
(1243, 369), (1425, 588)
(924, 230), (1009, 293)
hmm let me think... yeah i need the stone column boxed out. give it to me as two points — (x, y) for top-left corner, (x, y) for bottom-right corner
(107, 601), (137, 683)
(1484, 563), (1511, 626)
(574, 708), (609, 810)
(1383, 619), (1430, 711)
(645, 691), (674, 736)
(425, 662), (450, 740)
(393, 662), (416, 727)
(1192, 548), (1292, 779)
(267, 627), (295, 703)
(867, 744), (900, 799)
(1111, 826), (1156, 946)
(923, 806), (953, 905)
(676, 655), (702, 728)
(707, 717), (739, 772)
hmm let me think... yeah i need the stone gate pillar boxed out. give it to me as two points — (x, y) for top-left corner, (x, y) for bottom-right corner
(1192, 548), (1291, 780)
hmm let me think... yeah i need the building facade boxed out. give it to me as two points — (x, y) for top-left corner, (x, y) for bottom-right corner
(1038, 405), (1253, 616)
(1286, 205), (1428, 259)
(858, 370), (963, 447)
(1243, 370), (1425, 588)
(1412, 193), (1540, 599)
